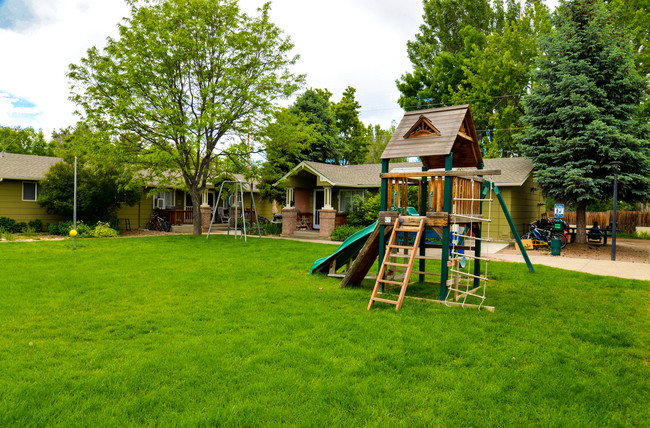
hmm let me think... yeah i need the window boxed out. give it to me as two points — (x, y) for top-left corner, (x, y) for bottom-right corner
(153, 190), (175, 209)
(338, 189), (364, 213)
(22, 182), (41, 201)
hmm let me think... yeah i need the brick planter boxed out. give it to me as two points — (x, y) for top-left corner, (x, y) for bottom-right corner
(318, 209), (337, 238)
(282, 208), (297, 235)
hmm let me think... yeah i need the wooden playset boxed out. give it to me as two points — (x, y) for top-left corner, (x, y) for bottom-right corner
(336, 105), (534, 311)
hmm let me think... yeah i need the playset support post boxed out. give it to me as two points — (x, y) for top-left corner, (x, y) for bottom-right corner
(439, 153), (453, 299)
(378, 159), (389, 292)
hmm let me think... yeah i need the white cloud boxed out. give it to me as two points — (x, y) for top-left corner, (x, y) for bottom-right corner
(1, 0), (423, 137)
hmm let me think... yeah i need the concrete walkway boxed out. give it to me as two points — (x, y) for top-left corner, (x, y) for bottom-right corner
(488, 251), (650, 281)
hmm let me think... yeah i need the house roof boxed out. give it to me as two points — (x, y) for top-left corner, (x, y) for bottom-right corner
(382, 105), (483, 170)
(0, 152), (62, 180)
(281, 158), (534, 188)
(281, 161), (422, 188)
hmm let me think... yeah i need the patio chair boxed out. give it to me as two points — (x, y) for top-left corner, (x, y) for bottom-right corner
(217, 207), (229, 223)
(296, 210), (311, 230)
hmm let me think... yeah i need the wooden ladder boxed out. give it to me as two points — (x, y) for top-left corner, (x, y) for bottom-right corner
(368, 217), (425, 311)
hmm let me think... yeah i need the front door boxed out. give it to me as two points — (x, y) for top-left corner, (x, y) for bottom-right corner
(313, 189), (325, 229)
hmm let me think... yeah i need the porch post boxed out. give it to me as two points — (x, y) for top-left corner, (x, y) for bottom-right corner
(200, 189), (211, 231)
(323, 186), (333, 209)
(285, 187), (294, 208)
(319, 186), (336, 238)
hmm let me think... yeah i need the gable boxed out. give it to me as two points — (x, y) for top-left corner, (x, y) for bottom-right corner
(381, 104), (482, 169)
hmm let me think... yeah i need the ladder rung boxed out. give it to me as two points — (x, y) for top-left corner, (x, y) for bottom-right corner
(451, 251), (492, 262)
(454, 198), (493, 202)
(414, 255), (439, 260)
(449, 269), (489, 281)
(378, 279), (404, 285)
(396, 227), (421, 232)
(372, 297), (398, 305)
(386, 262), (409, 267)
(451, 214), (491, 223)
(455, 234), (492, 242)
(388, 244), (413, 250)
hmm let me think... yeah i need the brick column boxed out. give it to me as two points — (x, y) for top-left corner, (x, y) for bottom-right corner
(200, 205), (212, 231)
(319, 209), (337, 238)
(282, 207), (297, 235)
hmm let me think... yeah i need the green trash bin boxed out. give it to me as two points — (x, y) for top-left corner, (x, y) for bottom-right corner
(551, 238), (561, 256)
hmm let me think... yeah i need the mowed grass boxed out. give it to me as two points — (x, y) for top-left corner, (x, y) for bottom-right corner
(0, 235), (648, 426)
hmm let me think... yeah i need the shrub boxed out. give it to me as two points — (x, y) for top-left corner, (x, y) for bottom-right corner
(75, 221), (93, 238)
(91, 221), (119, 238)
(57, 221), (74, 236)
(14, 222), (28, 233)
(28, 219), (43, 232)
(260, 222), (281, 236)
(346, 192), (381, 227)
(22, 226), (38, 238)
(0, 217), (16, 233)
(330, 224), (363, 242)
(47, 222), (59, 235)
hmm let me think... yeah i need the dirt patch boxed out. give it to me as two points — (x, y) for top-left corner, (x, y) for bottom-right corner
(497, 238), (650, 264)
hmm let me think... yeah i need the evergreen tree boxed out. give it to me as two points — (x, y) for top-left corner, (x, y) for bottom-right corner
(518, 0), (650, 243)
(331, 86), (368, 164)
(289, 89), (343, 164)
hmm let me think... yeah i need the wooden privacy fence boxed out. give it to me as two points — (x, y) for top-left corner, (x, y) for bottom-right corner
(545, 211), (650, 233)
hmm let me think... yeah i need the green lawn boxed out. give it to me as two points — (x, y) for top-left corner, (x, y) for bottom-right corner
(0, 235), (648, 426)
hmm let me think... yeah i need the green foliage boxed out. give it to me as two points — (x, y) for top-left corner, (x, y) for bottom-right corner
(518, 0), (650, 240)
(364, 122), (396, 164)
(331, 87), (368, 165)
(27, 219), (43, 233)
(67, 0), (302, 235)
(0, 127), (56, 156)
(38, 160), (140, 224)
(330, 224), (363, 241)
(0, 217), (17, 233)
(398, 0), (552, 156)
(75, 221), (94, 238)
(346, 192), (381, 227)
(289, 89), (343, 164)
(14, 222), (27, 233)
(90, 221), (119, 238)
(260, 222), (281, 236)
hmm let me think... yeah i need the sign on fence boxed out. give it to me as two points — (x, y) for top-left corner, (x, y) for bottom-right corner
(554, 204), (564, 218)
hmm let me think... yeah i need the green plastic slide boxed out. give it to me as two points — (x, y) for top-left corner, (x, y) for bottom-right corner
(309, 221), (378, 275)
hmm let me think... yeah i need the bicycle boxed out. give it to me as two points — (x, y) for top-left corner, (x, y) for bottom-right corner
(521, 222), (567, 249)
(146, 212), (171, 232)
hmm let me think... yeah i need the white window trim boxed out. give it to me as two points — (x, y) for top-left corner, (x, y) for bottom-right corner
(153, 189), (175, 209)
(338, 189), (365, 213)
(22, 181), (41, 202)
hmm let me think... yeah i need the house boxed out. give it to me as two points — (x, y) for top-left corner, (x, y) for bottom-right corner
(279, 157), (544, 240)
(0, 152), (273, 231)
(0, 152), (64, 226)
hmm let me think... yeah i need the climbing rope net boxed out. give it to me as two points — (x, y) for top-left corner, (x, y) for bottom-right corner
(446, 178), (494, 310)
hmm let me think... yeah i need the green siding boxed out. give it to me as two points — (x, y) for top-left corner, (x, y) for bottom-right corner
(488, 176), (544, 240)
(0, 179), (64, 227)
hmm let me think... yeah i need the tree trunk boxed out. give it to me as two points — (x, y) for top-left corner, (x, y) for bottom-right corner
(575, 200), (588, 244)
(191, 189), (203, 236)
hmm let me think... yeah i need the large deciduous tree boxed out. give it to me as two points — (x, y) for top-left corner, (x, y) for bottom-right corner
(518, 0), (650, 243)
(397, 0), (550, 156)
(0, 127), (55, 156)
(68, 0), (302, 235)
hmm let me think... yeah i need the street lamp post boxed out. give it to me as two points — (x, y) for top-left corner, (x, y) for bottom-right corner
(609, 161), (622, 261)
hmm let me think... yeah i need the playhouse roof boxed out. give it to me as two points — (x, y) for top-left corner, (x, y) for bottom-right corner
(381, 105), (482, 169)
